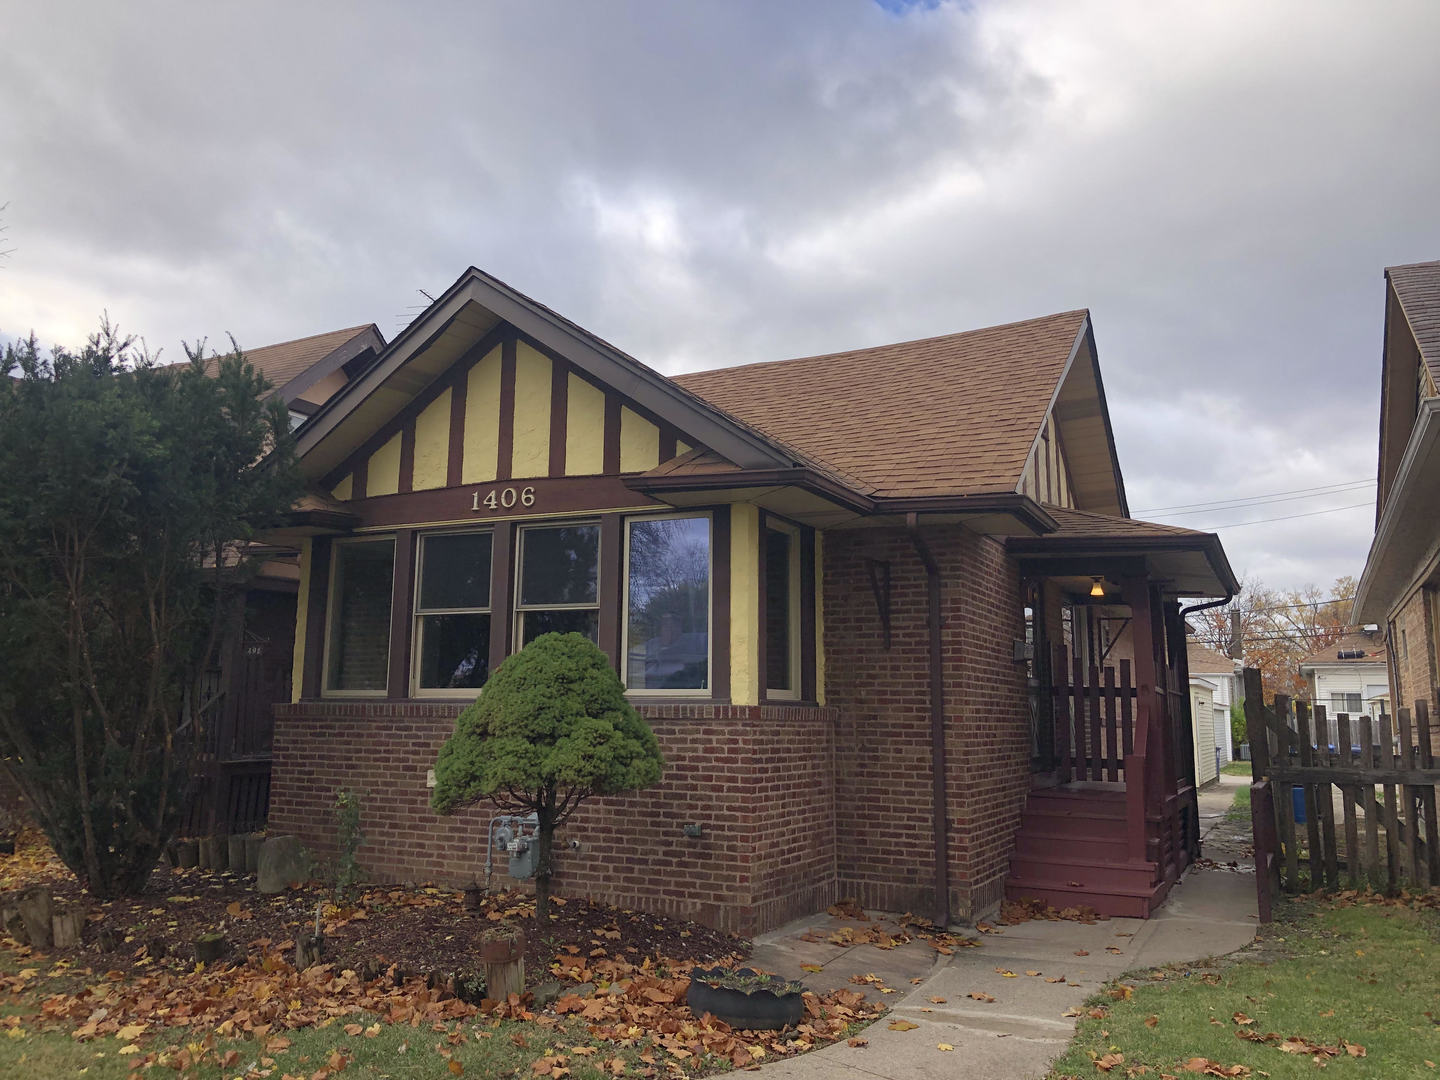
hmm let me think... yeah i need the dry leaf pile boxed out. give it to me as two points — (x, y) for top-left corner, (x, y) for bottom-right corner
(999, 896), (1104, 925)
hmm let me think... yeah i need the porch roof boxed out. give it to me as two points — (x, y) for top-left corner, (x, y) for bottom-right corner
(1006, 505), (1238, 598)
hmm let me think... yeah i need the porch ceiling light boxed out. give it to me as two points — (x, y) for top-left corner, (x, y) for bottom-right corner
(1090, 577), (1105, 598)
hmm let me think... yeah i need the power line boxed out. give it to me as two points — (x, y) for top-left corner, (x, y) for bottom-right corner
(1132, 478), (1374, 515)
(1204, 500), (1374, 530)
(1142, 481), (1376, 519)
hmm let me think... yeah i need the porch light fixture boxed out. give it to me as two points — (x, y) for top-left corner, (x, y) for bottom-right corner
(1090, 577), (1105, 598)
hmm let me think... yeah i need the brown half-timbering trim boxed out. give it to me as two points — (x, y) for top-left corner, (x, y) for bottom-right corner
(597, 514), (623, 670)
(756, 510), (770, 705)
(387, 530), (416, 698)
(446, 364), (467, 489)
(349, 458), (368, 503)
(603, 393), (621, 475)
(800, 526), (817, 702)
(322, 323), (509, 493)
(348, 476), (663, 529)
(549, 355), (570, 477)
(658, 427), (677, 463)
(488, 520), (515, 677)
(496, 334), (518, 482)
(301, 537), (332, 699)
(398, 425), (416, 495)
(710, 505), (730, 701)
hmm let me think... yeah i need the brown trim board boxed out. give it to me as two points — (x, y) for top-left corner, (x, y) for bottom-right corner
(497, 334), (517, 482)
(301, 537), (332, 699)
(549, 354), (570, 477)
(387, 530), (416, 698)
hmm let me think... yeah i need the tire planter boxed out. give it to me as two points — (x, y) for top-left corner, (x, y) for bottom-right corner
(686, 967), (805, 1031)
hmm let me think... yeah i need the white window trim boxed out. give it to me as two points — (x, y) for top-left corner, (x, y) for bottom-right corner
(321, 535), (396, 699)
(410, 527), (494, 699)
(764, 518), (803, 701)
(512, 519), (602, 651)
(621, 511), (714, 698)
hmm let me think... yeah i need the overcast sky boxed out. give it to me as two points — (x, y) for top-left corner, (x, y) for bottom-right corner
(4, 0), (1438, 594)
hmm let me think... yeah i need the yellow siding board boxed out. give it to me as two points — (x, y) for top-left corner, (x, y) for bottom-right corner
(730, 504), (760, 706)
(565, 373), (606, 476)
(676, 440), (692, 457)
(291, 539), (311, 703)
(462, 346), (502, 484)
(511, 342), (552, 479)
(620, 406), (660, 473)
(331, 474), (353, 501)
(412, 387), (451, 491)
(367, 432), (402, 497)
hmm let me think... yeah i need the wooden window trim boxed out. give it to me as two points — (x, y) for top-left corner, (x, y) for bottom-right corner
(511, 519), (603, 651)
(760, 514), (804, 702)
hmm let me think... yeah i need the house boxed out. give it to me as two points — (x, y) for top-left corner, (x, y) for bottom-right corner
(1298, 630), (1390, 751)
(263, 267), (1236, 932)
(1188, 676), (1218, 786)
(186, 325), (386, 837)
(1354, 261), (1440, 733)
(1188, 641), (1238, 765)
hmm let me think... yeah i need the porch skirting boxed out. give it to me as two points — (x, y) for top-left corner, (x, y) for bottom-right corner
(270, 701), (840, 936)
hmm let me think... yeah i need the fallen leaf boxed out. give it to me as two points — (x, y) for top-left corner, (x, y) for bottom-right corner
(847, 1037), (869, 1048)
(1075, 950), (1090, 956)
(1095, 1051), (1125, 1072)
(800, 964), (823, 973)
(929, 997), (947, 1004)
(968, 992), (996, 1003)
(937, 1043), (954, 1051)
(888, 1020), (919, 1031)
(1145, 1015), (1159, 1028)
(449, 1060), (464, 1076)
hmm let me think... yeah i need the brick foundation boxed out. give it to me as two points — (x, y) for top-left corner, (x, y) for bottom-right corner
(270, 701), (836, 936)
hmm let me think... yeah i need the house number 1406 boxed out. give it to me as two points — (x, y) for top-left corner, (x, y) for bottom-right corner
(472, 485), (536, 512)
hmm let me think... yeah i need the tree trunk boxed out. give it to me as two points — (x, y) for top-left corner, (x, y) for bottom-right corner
(534, 812), (554, 919)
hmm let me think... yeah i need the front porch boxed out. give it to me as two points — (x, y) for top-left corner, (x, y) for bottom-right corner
(1005, 510), (1236, 916)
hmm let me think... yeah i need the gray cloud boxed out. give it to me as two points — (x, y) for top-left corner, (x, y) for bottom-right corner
(3, 0), (1437, 592)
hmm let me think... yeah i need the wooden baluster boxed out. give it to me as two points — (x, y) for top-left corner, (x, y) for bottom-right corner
(1120, 659), (1134, 758)
(1054, 644), (1072, 784)
(1088, 664), (1103, 783)
(1358, 715), (1381, 888)
(1380, 713), (1400, 889)
(1337, 713), (1359, 889)
(1103, 665), (1119, 782)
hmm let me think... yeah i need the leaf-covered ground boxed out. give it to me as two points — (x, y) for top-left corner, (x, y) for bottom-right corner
(1048, 889), (1440, 1079)
(0, 830), (889, 1078)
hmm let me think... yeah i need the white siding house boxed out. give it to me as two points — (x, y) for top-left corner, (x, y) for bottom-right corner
(1299, 629), (1389, 749)
(1188, 642), (1238, 765)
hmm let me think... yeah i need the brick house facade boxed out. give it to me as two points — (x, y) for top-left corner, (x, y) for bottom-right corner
(263, 267), (1235, 934)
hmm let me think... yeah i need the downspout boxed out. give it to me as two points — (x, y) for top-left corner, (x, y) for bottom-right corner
(1177, 592), (1233, 860)
(907, 513), (950, 929)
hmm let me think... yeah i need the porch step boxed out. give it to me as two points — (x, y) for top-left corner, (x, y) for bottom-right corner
(1004, 876), (1169, 919)
(1007, 854), (1158, 893)
(1012, 831), (1130, 863)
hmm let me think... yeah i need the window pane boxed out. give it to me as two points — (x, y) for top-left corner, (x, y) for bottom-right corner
(327, 540), (394, 691)
(626, 517), (710, 690)
(418, 613), (490, 689)
(419, 532), (492, 611)
(519, 525), (599, 606)
(521, 609), (599, 645)
(765, 528), (793, 691)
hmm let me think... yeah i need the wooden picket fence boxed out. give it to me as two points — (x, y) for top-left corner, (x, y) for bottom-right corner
(1244, 668), (1440, 920)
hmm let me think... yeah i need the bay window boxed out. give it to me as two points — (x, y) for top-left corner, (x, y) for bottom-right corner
(324, 538), (395, 693)
(624, 514), (711, 692)
(515, 523), (600, 646)
(414, 530), (493, 692)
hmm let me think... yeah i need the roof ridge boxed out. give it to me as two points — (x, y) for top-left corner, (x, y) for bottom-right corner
(673, 309), (1089, 382)
(242, 324), (378, 353)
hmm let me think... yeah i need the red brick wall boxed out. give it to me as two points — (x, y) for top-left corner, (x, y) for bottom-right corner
(822, 526), (1031, 923)
(270, 702), (835, 935)
(1391, 587), (1437, 710)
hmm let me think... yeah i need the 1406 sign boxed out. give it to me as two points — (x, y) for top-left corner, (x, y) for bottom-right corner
(471, 485), (536, 513)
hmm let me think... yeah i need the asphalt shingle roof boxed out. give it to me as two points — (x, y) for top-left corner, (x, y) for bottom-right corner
(1388, 261), (1440, 386)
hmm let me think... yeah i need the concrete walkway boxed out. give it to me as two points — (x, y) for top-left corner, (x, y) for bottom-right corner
(752, 777), (1259, 1079)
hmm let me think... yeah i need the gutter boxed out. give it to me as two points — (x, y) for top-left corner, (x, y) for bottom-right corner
(906, 512), (950, 929)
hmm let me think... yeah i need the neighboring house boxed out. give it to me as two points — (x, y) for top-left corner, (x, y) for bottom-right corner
(263, 267), (1236, 931)
(1297, 629), (1389, 749)
(1188, 641), (1237, 767)
(1188, 676), (1218, 786)
(1355, 261), (1440, 735)
(187, 325), (386, 837)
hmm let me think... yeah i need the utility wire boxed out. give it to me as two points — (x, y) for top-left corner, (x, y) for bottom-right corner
(1202, 500), (1374, 530)
(1133, 478), (1374, 515)
(1142, 482), (1376, 519)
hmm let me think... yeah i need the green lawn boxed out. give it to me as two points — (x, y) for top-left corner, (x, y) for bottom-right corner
(1048, 895), (1440, 1079)
(1221, 760), (1252, 777)
(1225, 782), (1252, 822)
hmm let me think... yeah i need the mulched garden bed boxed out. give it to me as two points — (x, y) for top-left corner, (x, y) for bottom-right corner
(2, 829), (745, 987)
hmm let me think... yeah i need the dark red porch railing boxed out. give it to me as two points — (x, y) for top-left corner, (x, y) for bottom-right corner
(1050, 648), (1136, 783)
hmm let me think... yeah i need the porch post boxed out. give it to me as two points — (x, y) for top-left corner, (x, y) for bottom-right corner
(1122, 576), (1157, 864)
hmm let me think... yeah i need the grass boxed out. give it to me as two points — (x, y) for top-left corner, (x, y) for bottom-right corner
(1221, 760), (1252, 777)
(1048, 895), (1440, 1079)
(1225, 782), (1252, 822)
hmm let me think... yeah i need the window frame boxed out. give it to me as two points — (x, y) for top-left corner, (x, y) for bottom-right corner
(621, 511), (714, 698)
(410, 526), (495, 698)
(512, 518), (603, 651)
(321, 534), (397, 699)
(763, 518), (803, 701)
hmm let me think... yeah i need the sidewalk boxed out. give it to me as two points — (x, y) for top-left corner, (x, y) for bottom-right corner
(752, 779), (1258, 1079)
